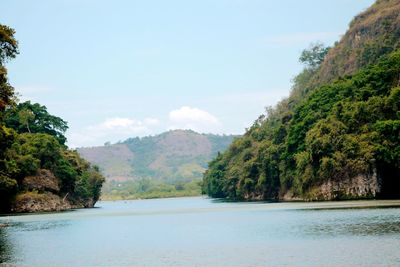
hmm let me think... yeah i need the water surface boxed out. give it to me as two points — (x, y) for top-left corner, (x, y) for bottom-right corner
(1, 197), (400, 266)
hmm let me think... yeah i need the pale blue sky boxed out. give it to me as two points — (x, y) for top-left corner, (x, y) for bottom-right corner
(2, 0), (375, 147)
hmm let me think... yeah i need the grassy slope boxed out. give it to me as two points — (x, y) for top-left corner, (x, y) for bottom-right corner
(315, 0), (400, 85)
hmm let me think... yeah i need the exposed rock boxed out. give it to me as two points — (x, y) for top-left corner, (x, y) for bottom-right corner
(84, 199), (94, 208)
(14, 169), (98, 212)
(281, 191), (303, 201)
(12, 192), (71, 213)
(22, 169), (60, 193)
(303, 170), (380, 201)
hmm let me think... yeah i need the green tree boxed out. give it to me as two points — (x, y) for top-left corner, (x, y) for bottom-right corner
(299, 42), (330, 70)
(0, 25), (18, 65)
(5, 101), (68, 145)
(0, 24), (18, 113)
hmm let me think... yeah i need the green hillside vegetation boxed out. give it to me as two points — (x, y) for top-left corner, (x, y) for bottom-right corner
(78, 130), (237, 199)
(202, 0), (400, 201)
(122, 130), (236, 181)
(0, 24), (105, 212)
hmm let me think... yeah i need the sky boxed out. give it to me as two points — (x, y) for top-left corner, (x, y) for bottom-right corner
(2, 0), (375, 147)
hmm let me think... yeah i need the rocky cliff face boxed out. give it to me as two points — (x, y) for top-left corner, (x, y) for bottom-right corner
(12, 192), (71, 213)
(307, 171), (380, 200)
(12, 169), (95, 213)
(281, 171), (380, 201)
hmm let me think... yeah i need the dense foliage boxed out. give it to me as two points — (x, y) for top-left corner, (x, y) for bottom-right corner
(203, 37), (400, 200)
(0, 24), (104, 212)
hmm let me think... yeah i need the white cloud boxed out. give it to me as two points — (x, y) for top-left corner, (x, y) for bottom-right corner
(168, 106), (221, 133)
(68, 108), (222, 148)
(169, 106), (219, 124)
(263, 32), (341, 46)
(67, 117), (159, 148)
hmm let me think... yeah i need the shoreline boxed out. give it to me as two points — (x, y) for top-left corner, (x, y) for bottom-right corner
(99, 196), (400, 209)
(2, 196), (400, 216)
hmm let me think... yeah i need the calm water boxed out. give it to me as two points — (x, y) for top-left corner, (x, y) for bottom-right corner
(1, 197), (400, 267)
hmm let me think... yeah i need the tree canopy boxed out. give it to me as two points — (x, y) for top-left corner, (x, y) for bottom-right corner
(5, 101), (68, 145)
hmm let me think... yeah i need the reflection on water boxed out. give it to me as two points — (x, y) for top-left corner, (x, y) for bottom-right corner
(0, 197), (400, 267)
(0, 228), (12, 263)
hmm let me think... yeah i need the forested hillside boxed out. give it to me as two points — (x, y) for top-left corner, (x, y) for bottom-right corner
(78, 130), (237, 199)
(0, 25), (105, 212)
(203, 0), (400, 201)
(79, 130), (236, 182)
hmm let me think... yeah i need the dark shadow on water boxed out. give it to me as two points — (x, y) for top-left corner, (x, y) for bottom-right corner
(210, 197), (279, 204)
(0, 210), (73, 217)
(10, 220), (70, 232)
(0, 206), (102, 217)
(300, 219), (400, 237)
(0, 227), (12, 263)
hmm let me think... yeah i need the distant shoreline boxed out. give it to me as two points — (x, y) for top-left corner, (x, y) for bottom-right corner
(100, 191), (202, 201)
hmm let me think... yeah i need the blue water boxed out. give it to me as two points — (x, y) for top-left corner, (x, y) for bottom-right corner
(1, 197), (400, 266)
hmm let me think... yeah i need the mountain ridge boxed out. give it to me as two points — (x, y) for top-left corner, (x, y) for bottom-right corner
(78, 129), (238, 182)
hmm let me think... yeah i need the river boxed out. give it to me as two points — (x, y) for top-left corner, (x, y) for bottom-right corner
(1, 197), (400, 266)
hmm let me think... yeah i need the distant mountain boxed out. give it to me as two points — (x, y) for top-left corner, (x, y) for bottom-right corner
(77, 130), (238, 182)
